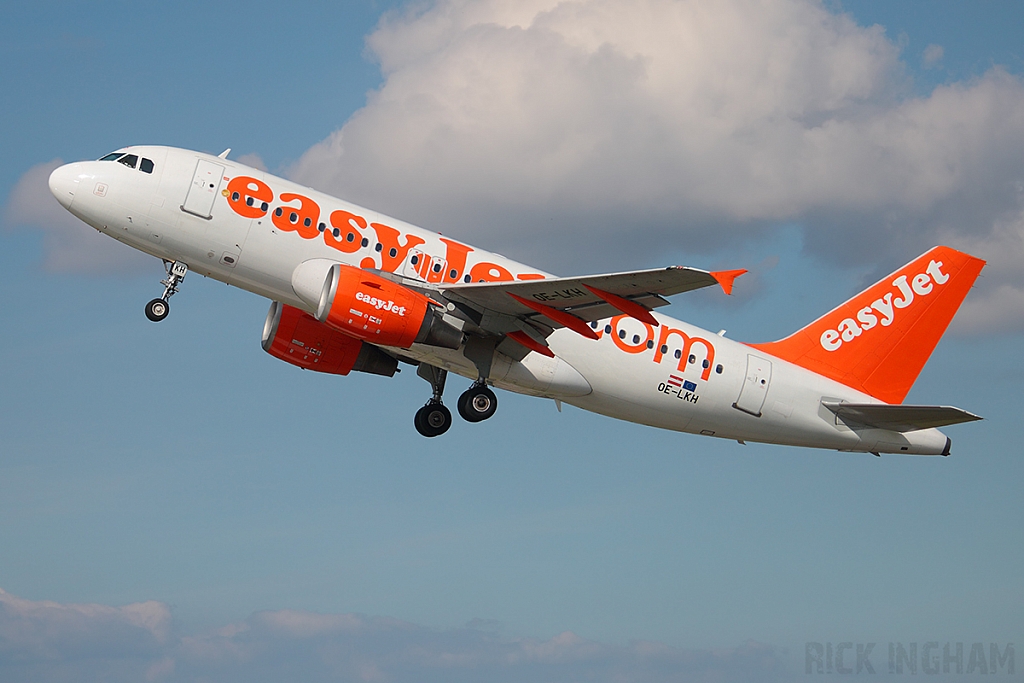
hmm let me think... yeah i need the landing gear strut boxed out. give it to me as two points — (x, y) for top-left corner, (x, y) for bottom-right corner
(145, 260), (187, 322)
(414, 364), (452, 437)
(457, 382), (498, 423)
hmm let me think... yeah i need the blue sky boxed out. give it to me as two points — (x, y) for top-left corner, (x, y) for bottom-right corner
(2, 2), (1023, 681)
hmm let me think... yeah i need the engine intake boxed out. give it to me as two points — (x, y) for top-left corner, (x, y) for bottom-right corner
(316, 263), (463, 350)
(262, 302), (398, 377)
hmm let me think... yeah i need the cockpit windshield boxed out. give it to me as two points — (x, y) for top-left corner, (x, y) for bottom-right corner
(97, 151), (155, 174)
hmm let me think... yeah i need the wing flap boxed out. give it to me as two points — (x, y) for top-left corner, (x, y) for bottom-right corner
(822, 402), (982, 432)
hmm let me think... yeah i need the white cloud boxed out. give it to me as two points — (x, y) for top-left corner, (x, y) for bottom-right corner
(0, 588), (171, 681)
(0, 587), (784, 683)
(4, 160), (150, 274)
(948, 208), (1024, 333)
(235, 153), (268, 171)
(287, 0), (1024, 331)
(923, 43), (944, 68)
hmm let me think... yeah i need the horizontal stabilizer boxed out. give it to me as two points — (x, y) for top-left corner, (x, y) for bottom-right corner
(822, 401), (982, 432)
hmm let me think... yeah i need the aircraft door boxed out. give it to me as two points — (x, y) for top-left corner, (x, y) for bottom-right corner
(403, 250), (427, 280)
(181, 159), (225, 219)
(733, 355), (772, 417)
(425, 257), (448, 283)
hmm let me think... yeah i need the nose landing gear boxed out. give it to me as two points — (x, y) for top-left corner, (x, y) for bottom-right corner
(145, 260), (188, 322)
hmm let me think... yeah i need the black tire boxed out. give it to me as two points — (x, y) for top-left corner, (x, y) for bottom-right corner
(457, 385), (498, 423)
(145, 298), (169, 322)
(414, 402), (452, 437)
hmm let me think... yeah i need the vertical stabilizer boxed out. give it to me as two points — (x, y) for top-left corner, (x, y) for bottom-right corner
(750, 246), (985, 404)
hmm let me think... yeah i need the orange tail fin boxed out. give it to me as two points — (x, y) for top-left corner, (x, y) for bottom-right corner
(750, 246), (985, 404)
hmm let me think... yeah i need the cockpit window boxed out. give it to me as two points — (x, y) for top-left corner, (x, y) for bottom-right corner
(140, 158), (154, 174)
(117, 154), (139, 169)
(99, 152), (124, 161)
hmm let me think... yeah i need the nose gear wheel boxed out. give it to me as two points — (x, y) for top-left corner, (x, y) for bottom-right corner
(145, 298), (169, 322)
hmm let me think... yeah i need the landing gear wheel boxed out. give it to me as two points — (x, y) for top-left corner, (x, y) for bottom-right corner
(415, 402), (452, 437)
(145, 260), (187, 322)
(145, 298), (170, 322)
(457, 385), (498, 423)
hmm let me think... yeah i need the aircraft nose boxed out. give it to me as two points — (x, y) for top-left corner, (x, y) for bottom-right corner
(48, 163), (80, 210)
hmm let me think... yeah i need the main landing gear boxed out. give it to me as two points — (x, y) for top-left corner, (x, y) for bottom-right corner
(145, 260), (188, 322)
(415, 365), (452, 437)
(414, 365), (499, 437)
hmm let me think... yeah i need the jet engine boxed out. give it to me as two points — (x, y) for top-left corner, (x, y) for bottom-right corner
(262, 301), (398, 377)
(316, 264), (463, 350)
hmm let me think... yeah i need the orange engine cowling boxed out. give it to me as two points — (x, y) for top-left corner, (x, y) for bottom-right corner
(316, 264), (463, 349)
(262, 302), (398, 377)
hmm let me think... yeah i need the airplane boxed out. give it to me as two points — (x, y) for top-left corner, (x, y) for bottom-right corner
(47, 146), (985, 454)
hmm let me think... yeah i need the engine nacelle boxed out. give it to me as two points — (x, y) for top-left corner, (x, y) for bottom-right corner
(316, 264), (463, 350)
(262, 302), (398, 377)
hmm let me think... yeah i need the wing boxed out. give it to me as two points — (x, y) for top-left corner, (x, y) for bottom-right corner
(436, 266), (745, 359)
(822, 402), (982, 432)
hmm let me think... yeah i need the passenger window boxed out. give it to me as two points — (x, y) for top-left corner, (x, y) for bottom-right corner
(99, 152), (123, 161)
(140, 158), (154, 174)
(117, 154), (138, 169)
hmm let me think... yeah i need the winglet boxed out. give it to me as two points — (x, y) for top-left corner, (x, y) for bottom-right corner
(710, 269), (747, 295)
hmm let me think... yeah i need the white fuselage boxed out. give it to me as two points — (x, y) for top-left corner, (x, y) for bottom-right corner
(49, 146), (950, 455)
